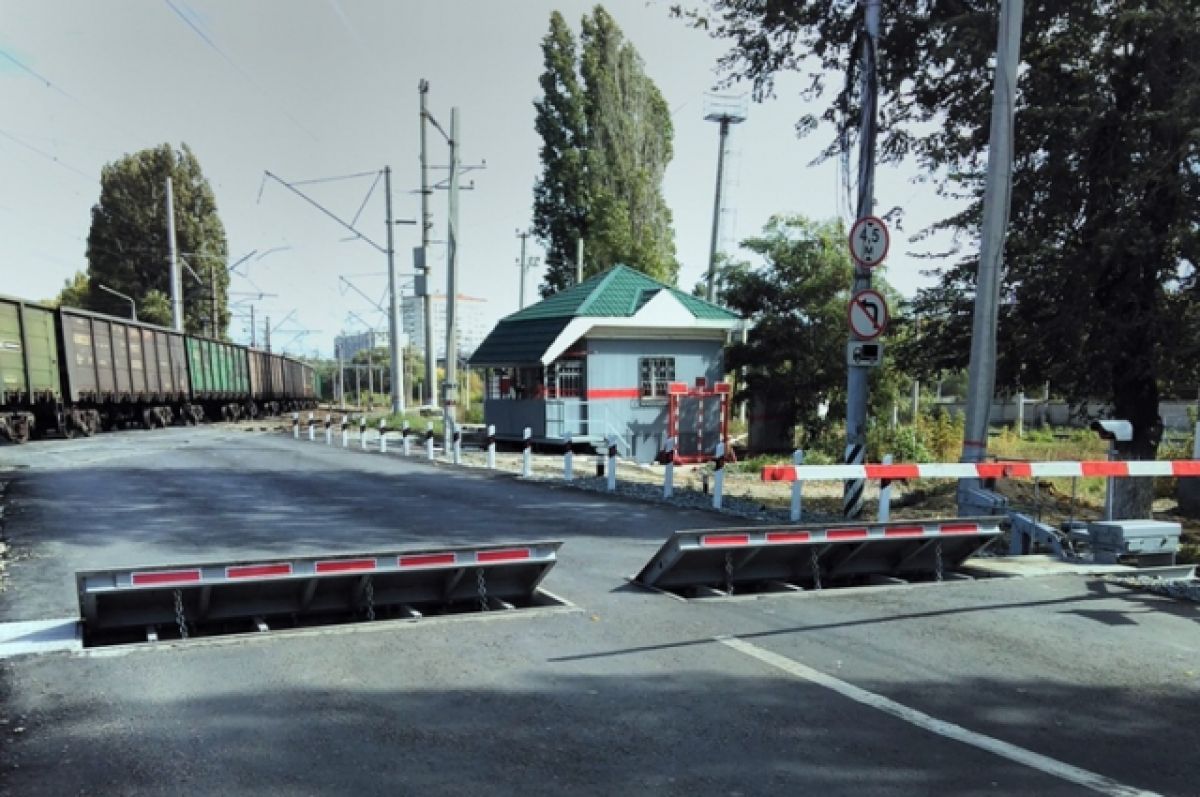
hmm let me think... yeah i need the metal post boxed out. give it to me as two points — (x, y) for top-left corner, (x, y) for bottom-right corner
(384, 166), (405, 415)
(575, 237), (583, 285)
(325, 414), (332, 445)
(402, 420), (412, 456)
(878, 453), (893, 522)
(341, 416), (349, 448)
(292, 412), (299, 439)
(842, 0), (881, 519)
(790, 449), (805, 522)
(563, 436), (573, 481)
(1104, 442), (1116, 522)
(264, 315), (271, 352)
(911, 379), (920, 423)
(378, 418), (387, 453)
(712, 441), (726, 509)
(1015, 391), (1025, 437)
(517, 229), (530, 309)
(307, 412), (315, 441)
(425, 421), (435, 461)
(606, 435), (617, 493)
(522, 427), (533, 477)
(359, 416), (367, 450)
(419, 80), (436, 407)
(452, 420), (461, 465)
(663, 436), (675, 498)
(487, 424), (496, 469)
(250, 304), (256, 347)
(443, 107), (461, 455)
(166, 176), (182, 332)
(706, 118), (731, 302)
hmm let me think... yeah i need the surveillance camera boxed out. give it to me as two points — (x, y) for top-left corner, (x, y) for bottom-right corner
(1090, 419), (1133, 443)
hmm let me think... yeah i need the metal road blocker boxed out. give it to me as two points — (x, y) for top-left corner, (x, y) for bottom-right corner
(77, 541), (563, 644)
(667, 381), (731, 464)
(635, 519), (1001, 597)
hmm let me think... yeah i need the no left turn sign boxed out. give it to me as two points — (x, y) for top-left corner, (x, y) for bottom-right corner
(848, 289), (889, 341)
(849, 216), (890, 268)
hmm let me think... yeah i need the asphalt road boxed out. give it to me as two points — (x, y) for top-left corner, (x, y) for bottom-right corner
(0, 427), (1197, 796)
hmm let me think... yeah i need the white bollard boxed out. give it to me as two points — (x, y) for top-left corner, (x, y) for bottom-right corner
(563, 436), (574, 481)
(378, 418), (387, 451)
(878, 453), (893, 522)
(662, 436), (675, 498)
(324, 414), (332, 446)
(380, 431), (389, 454)
(712, 442), (726, 509)
(522, 427), (533, 478)
(292, 412), (299, 439)
(790, 449), (805, 522)
(402, 421), (412, 456)
(487, 425), (496, 469)
(359, 417), (367, 450)
(307, 412), (315, 441)
(606, 435), (618, 492)
(452, 422), (462, 465)
(425, 422), (435, 461)
(341, 417), (349, 448)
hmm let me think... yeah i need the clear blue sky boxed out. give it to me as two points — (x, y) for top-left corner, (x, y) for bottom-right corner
(0, 0), (956, 357)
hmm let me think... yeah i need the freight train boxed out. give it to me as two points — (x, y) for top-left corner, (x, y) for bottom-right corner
(0, 294), (318, 443)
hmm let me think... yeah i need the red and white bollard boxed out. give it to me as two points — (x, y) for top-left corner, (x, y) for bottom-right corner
(324, 414), (332, 445)
(487, 425), (496, 469)
(662, 436), (675, 499)
(563, 436), (573, 482)
(711, 441), (726, 509)
(307, 412), (315, 442)
(790, 449), (804, 521)
(522, 427), (533, 478)
(606, 435), (618, 492)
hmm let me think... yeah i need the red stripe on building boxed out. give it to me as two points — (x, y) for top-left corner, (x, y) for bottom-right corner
(939, 523), (980, 535)
(884, 526), (924, 538)
(586, 388), (641, 400)
(226, 563), (292, 579)
(865, 464), (920, 480)
(1081, 461), (1129, 478)
(766, 531), (811, 544)
(700, 534), (750, 547)
(1172, 461), (1200, 477)
(131, 569), (202, 587)
(399, 553), (457, 568)
(826, 528), (869, 540)
(477, 548), (531, 563)
(314, 558), (376, 574)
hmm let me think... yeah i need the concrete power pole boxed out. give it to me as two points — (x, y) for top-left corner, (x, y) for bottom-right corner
(419, 80), (437, 408)
(959, 0), (1024, 511)
(250, 304), (256, 347)
(264, 315), (271, 353)
(166, 176), (182, 332)
(384, 166), (406, 415)
(517, 229), (530, 309)
(704, 95), (746, 303)
(842, 0), (881, 519)
(443, 107), (461, 452)
(575, 237), (583, 285)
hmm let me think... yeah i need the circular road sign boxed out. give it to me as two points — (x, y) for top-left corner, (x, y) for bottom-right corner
(848, 289), (889, 341)
(849, 216), (890, 268)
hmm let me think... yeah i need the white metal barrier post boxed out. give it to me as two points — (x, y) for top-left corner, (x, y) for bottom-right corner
(324, 414), (332, 446)
(359, 417), (367, 450)
(341, 417), (349, 448)
(425, 422), (435, 461)
(522, 427), (532, 478)
(712, 442), (726, 509)
(606, 435), (617, 492)
(790, 449), (804, 522)
(487, 425), (496, 469)
(380, 428), (389, 453)
(663, 436), (675, 498)
(453, 422), (462, 465)
(307, 412), (315, 441)
(402, 421), (411, 456)
(878, 453), (893, 522)
(564, 436), (574, 481)
(292, 412), (299, 439)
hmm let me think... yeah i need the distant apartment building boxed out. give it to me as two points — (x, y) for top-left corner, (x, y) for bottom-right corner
(401, 293), (489, 360)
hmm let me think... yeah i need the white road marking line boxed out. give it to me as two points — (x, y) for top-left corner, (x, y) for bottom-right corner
(717, 636), (1160, 797)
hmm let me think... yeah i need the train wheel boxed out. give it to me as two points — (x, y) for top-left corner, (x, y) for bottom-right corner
(11, 421), (30, 445)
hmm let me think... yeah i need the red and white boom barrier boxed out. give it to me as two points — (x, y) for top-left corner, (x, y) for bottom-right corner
(762, 460), (1200, 482)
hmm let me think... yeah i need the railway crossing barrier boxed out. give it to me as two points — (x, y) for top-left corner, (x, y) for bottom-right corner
(635, 518), (1001, 596)
(761, 458), (1200, 484)
(76, 540), (564, 642)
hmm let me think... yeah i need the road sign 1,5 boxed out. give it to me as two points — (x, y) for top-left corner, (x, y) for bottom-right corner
(848, 289), (889, 341)
(849, 216), (890, 268)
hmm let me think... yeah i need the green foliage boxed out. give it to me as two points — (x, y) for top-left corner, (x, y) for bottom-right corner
(86, 143), (229, 335)
(534, 5), (678, 294)
(52, 271), (90, 309)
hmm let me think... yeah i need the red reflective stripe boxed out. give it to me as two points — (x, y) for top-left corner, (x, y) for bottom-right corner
(586, 388), (640, 400)
(226, 563), (292, 579)
(315, 558), (376, 574)
(865, 464), (920, 480)
(940, 523), (980, 535)
(761, 466), (791, 482)
(1172, 461), (1200, 477)
(976, 462), (1033, 479)
(1081, 461), (1128, 477)
(477, 548), (531, 563)
(766, 531), (811, 543)
(884, 526), (924, 538)
(399, 553), (457, 568)
(701, 534), (750, 547)
(827, 528), (868, 540)
(131, 569), (202, 587)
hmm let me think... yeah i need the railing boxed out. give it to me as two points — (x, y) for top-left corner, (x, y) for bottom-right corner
(545, 399), (631, 456)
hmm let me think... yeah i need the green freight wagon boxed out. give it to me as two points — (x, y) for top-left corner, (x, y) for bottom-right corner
(0, 295), (63, 442)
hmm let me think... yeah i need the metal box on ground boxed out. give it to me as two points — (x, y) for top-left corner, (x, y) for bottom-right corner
(1087, 520), (1180, 566)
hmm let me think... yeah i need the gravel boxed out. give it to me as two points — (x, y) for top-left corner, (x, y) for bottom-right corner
(1109, 574), (1200, 602)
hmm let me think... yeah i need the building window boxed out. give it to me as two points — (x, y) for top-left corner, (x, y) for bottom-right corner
(547, 359), (583, 398)
(639, 357), (675, 400)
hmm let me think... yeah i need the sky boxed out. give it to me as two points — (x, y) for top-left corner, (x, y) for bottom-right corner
(0, 0), (959, 358)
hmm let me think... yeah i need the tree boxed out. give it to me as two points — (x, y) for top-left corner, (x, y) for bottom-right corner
(86, 143), (230, 335)
(721, 215), (904, 445)
(52, 271), (90, 308)
(533, 5), (679, 294)
(683, 2), (1200, 515)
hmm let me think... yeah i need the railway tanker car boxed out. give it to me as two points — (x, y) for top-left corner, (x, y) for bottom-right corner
(0, 296), (317, 442)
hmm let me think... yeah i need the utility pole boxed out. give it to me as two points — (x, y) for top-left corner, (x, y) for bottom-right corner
(209, 262), (218, 338)
(265, 315), (271, 352)
(444, 106), (461, 453)
(704, 95), (747, 302)
(250, 304), (256, 347)
(384, 166), (406, 415)
(419, 80), (437, 407)
(842, 0), (881, 519)
(516, 229), (531, 309)
(166, 176), (182, 332)
(575, 238), (584, 285)
(959, 0), (1024, 511)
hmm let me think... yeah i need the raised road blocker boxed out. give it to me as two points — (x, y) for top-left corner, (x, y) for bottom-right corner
(635, 518), (1001, 598)
(77, 541), (563, 646)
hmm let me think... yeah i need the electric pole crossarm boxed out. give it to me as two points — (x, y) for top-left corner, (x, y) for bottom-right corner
(262, 170), (387, 253)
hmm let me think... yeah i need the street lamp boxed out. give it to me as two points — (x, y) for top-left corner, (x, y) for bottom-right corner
(97, 284), (137, 322)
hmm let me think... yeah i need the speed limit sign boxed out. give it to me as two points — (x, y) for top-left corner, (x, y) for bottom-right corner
(849, 216), (890, 268)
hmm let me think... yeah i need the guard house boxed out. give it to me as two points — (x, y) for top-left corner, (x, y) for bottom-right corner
(469, 265), (742, 463)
